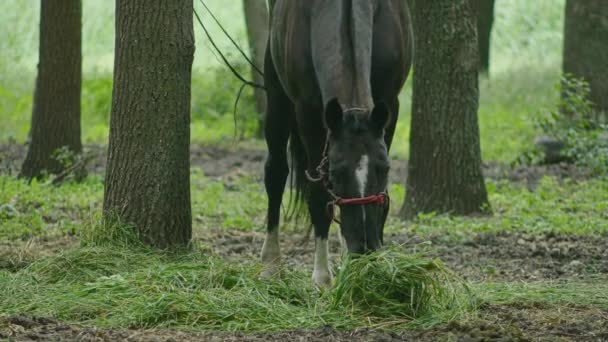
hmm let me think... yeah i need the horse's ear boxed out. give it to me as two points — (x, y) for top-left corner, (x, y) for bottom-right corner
(370, 102), (390, 134)
(324, 98), (344, 134)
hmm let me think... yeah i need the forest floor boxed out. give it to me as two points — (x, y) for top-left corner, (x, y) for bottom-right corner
(1, 143), (607, 341)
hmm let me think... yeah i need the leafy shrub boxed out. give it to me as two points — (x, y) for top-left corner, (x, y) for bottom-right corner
(517, 75), (608, 174)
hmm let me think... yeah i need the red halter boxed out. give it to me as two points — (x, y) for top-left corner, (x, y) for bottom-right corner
(335, 193), (387, 206)
(305, 133), (389, 223)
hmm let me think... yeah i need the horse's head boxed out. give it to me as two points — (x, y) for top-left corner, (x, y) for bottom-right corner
(324, 98), (391, 255)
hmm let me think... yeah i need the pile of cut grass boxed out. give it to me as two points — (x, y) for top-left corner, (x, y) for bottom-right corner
(0, 240), (471, 331)
(332, 245), (471, 323)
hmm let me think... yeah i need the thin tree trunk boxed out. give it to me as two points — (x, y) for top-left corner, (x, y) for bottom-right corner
(20, 0), (82, 179)
(103, 0), (194, 248)
(562, 0), (608, 121)
(243, 0), (269, 138)
(476, 0), (495, 75)
(401, 0), (490, 219)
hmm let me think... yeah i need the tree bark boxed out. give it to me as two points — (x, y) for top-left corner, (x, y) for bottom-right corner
(243, 0), (269, 137)
(476, 0), (495, 75)
(20, 0), (82, 179)
(401, 0), (490, 219)
(562, 0), (608, 121)
(103, 0), (194, 248)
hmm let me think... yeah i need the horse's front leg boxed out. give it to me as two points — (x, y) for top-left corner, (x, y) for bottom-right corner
(308, 182), (333, 288)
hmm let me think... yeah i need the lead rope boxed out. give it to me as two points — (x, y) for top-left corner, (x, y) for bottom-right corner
(305, 133), (342, 223)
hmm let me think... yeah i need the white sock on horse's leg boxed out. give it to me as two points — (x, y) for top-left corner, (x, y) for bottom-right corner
(312, 237), (332, 287)
(260, 228), (281, 277)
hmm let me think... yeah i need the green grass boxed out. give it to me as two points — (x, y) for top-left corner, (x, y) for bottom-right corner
(1, 172), (607, 332)
(2, 171), (607, 242)
(386, 177), (608, 237)
(0, 0), (566, 163)
(478, 278), (608, 309)
(1, 170), (606, 332)
(0, 176), (102, 240)
(2, 245), (605, 332)
(0, 243), (470, 331)
(332, 247), (470, 321)
(2, 173), (607, 244)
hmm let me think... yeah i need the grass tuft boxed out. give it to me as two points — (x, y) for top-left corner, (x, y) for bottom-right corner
(332, 245), (474, 324)
(80, 212), (143, 249)
(26, 247), (156, 284)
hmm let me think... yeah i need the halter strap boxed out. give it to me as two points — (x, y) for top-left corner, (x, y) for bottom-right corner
(305, 133), (388, 224)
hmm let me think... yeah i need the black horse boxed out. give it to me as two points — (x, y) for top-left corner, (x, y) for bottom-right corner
(261, 0), (413, 287)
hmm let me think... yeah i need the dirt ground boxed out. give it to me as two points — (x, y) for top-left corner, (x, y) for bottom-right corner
(1, 143), (606, 341)
(0, 143), (591, 187)
(3, 303), (608, 341)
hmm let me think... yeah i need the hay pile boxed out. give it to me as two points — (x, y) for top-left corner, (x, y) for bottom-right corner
(331, 245), (465, 320)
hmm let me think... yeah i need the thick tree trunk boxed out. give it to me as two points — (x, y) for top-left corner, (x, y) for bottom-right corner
(476, 0), (495, 75)
(20, 0), (82, 179)
(243, 0), (269, 137)
(562, 0), (608, 121)
(401, 0), (490, 219)
(103, 0), (194, 248)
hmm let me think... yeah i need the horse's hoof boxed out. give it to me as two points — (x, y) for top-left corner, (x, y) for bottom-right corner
(260, 264), (281, 279)
(312, 270), (332, 288)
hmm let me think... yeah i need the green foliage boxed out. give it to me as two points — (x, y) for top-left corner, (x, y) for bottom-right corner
(192, 61), (259, 140)
(0, 175), (103, 240)
(81, 75), (113, 142)
(517, 75), (608, 174)
(47, 146), (90, 183)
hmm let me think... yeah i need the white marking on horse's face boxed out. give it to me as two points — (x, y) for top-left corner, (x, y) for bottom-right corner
(355, 154), (369, 223)
(312, 238), (332, 287)
(355, 154), (369, 197)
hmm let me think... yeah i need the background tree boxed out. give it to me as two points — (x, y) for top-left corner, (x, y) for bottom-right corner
(103, 0), (195, 248)
(562, 0), (608, 121)
(476, 0), (495, 75)
(401, 0), (490, 219)
(243, 0), (269, 137)
(20, 0), (82, 179)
